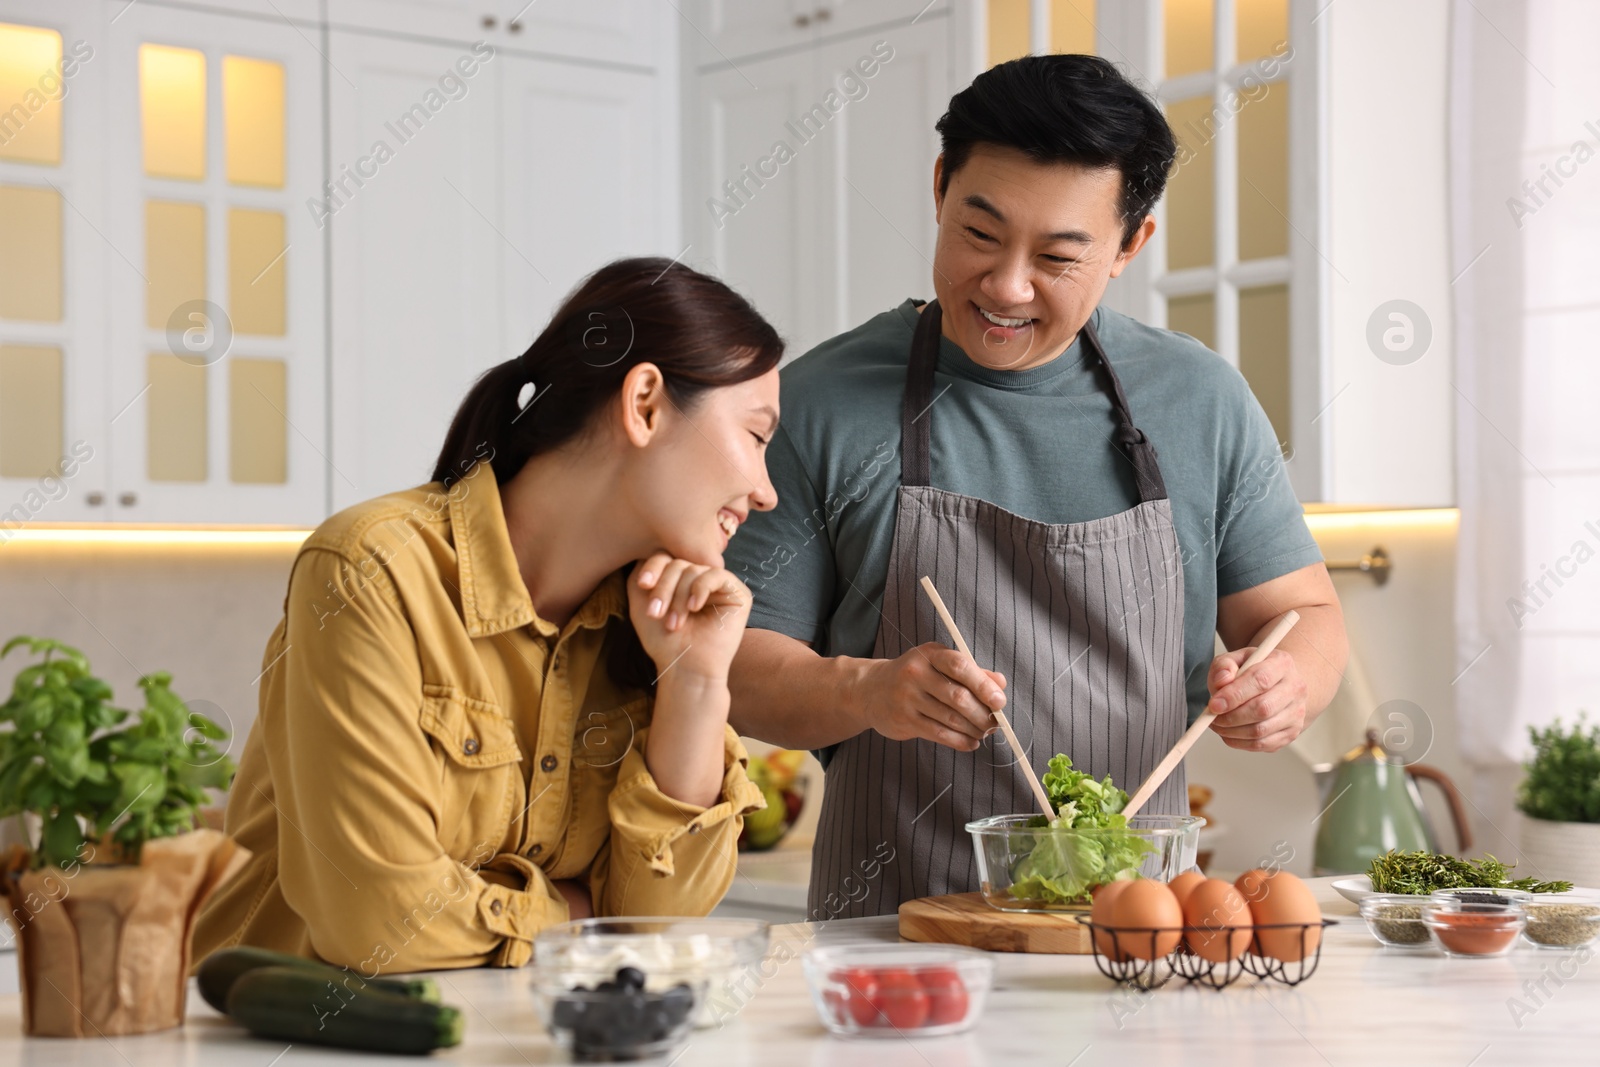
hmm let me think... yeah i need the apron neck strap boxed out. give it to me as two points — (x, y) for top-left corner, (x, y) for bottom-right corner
(899, 300), (1168, 503)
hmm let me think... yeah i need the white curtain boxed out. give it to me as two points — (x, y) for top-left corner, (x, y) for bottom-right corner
(1451, 1), (1600, 803)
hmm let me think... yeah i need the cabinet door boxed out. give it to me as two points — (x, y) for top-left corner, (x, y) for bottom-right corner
(0, 0), (109, 522)
(498, 58), (672, 354)
(815, 19), (946, 335)
(328, 0), (662, 68)
(808, 0), (952, 42)
(326, 30), (499, 511)
(692, 48), (831, 357)
(690, 0), (816, 67)
(105, 3), (328, 524)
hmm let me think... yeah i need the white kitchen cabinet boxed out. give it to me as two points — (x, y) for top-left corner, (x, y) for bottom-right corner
(691, 0), (950, 67)
(327, 29), (676, 510)
(690, 17), (947, 358)
(816, 21), (948, 335)
(693, 0), (818, 63)
(0, 0), (329, 525)
(327, 0), (662, 69)
(103, 2), (330, 525)
(0, 0), (109, 522)
(693, 47), (831, 356)
(498, 59), (671, 354)
(326, 29), (501, 509)
(140, 0), (323, 23)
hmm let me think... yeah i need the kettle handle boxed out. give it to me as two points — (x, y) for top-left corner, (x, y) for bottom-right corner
(1406, 764), (1474, 853)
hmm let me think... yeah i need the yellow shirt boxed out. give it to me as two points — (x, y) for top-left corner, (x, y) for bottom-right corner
(191, 462), (764, 971)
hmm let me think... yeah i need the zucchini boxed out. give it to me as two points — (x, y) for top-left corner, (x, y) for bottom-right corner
(226, 965), (463, 1055)
(197, 945), (440, 1014)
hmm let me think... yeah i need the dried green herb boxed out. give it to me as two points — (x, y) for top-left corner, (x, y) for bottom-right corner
(1523, 904), (1600, 947)
(1367, 849), (1572, 895)
(1517, 714), (1600, 824)
(1368, 902), (1429, 944)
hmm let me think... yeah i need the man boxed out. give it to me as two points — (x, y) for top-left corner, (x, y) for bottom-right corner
(724, 55), (1348, 918)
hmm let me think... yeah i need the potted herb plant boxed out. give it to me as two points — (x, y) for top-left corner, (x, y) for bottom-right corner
(0, 636), (249, 1037)
(1516, 714), (1600, 889)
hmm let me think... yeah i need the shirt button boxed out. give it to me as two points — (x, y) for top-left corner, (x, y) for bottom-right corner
(490, 899), (504, 916)
(540, 754), (558, 773)
(462, 737), (480, 756)
(688, 823), (700, 835)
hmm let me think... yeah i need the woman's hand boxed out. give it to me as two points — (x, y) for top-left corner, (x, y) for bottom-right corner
(628, 552), (753, 685)
(627, 552), (751, 807)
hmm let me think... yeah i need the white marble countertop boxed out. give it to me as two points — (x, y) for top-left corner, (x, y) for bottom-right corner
(3, 878), (1598, 1066)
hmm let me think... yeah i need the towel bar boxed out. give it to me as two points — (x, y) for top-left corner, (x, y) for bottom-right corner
(1325, 545), (1391, 586)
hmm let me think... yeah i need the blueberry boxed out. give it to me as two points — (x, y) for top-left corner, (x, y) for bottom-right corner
(552, 996), (585, 1030)
(661, 984), (694, 1024)
(615, 966), (647, 990)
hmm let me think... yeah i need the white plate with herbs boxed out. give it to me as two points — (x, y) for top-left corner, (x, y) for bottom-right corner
(1333, 875), (1600, 905)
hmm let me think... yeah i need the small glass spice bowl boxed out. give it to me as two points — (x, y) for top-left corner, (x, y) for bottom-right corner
(1427, 887), (1534, 907)
(1358, 894), (1432, 948)
(1521, 900), (1600, 950)
(1422, 898), (1526, 959)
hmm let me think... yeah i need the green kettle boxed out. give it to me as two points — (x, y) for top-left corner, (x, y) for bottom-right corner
(1311, 730), (1472, 875)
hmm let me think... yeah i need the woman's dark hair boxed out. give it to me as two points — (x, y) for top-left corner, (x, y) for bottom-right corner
(433, 256), (783, 690)
(433, 256), (783, 488)
(935, 54), (1177, 247)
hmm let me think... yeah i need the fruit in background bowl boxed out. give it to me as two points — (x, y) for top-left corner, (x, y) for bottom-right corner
(738, 750), (807, 851)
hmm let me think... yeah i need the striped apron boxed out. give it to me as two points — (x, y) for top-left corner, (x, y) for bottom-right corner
(807, 300), (1190, 919)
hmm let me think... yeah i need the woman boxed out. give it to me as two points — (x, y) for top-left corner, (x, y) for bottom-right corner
(192, 259), (782, 971)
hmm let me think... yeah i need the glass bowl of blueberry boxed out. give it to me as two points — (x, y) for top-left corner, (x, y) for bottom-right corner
(533, 917), (771, 1061)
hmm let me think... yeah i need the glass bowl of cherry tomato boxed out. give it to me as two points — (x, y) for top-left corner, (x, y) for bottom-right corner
(802, 944), (994, 1038)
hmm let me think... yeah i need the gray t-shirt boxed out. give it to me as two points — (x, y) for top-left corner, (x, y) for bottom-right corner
(727, 299), (1324, 725)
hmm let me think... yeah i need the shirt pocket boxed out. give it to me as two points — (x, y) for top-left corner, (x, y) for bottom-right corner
(545, 696), (650, 877)
(418, 684), (522, 864)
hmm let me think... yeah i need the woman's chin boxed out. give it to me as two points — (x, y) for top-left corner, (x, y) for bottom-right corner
(658, 538), (724, 570)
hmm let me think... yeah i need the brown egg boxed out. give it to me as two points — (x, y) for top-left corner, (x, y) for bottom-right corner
(1182, 879), (1253, 962)
(1089, 878), (1135, 961)
(1166, 870), (1207, 911)
(1235, 869), (1322, 961)
(1104, 879), (1184, 960)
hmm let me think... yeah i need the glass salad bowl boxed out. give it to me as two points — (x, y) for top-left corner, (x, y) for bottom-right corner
(967, 813), (1204, 912)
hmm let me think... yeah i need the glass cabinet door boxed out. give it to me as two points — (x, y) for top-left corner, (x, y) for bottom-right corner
(106, 2), (326, 525)
(0, 3), (108, 525)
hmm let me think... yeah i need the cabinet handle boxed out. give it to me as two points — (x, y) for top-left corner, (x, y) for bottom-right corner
(85, 491), (105, 506)
(118, 492), (137, 507)
(481, 14), (497, 30)
(794, 13), (811, 27)
(508, 19), (523, 33)
(815, 7), (831, 21)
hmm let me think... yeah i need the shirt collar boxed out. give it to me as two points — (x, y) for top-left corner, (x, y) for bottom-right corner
(446, 461), (629, 640)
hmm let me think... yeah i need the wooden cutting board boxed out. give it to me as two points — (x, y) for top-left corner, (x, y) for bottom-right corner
(898, 892), (1094, 954)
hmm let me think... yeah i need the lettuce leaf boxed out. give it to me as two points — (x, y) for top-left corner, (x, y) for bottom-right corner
(1007, 754), (1155, 905)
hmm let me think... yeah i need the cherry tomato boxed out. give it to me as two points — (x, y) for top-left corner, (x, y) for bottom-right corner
(917, 966), (969, 1026)
(829, 968), (881, 1027)
(870, 968), (930, 1029)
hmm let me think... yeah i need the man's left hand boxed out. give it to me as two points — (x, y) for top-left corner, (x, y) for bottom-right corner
(1204, 647), (1308, 753)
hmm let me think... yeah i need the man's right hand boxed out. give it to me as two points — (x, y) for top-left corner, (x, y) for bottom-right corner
(856, 643), (1008, 751)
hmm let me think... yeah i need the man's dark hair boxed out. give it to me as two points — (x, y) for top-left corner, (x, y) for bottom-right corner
(935, 54), (1177, 248)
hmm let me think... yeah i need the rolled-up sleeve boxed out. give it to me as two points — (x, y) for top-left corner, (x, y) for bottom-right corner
(590, 725), (766, 917)
(267, 548), (567, 972)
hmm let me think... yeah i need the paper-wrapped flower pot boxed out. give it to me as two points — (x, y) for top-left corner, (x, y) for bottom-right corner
(2, 828), (250, 1037)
